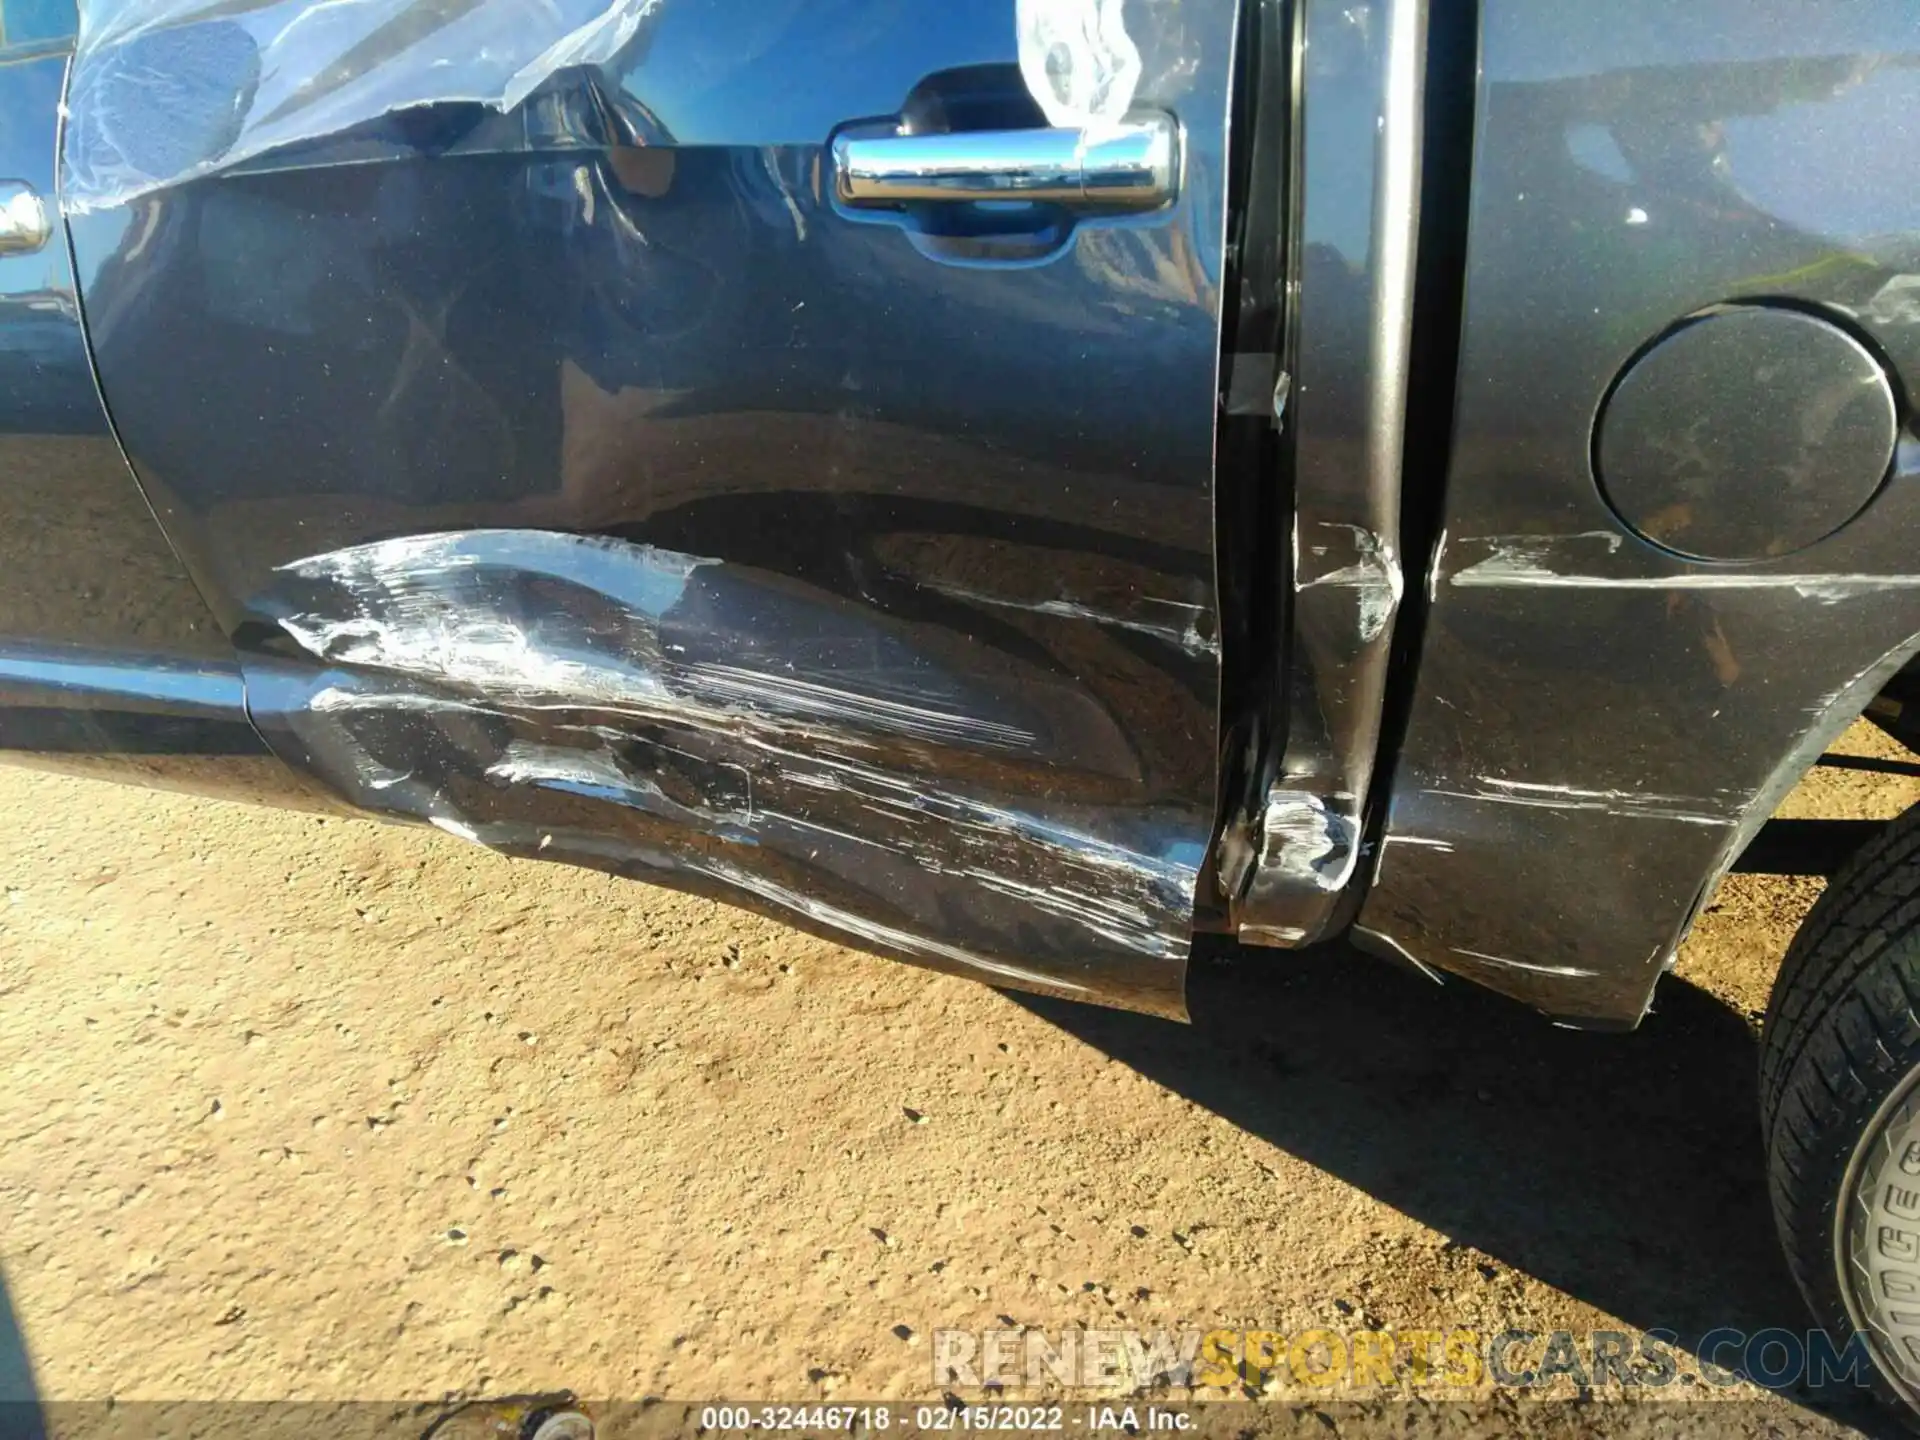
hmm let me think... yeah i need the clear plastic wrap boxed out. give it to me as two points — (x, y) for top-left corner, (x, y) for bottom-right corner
(65, 0), (664, 212)
(1015, 0), (1143, 127)
(65, 0), (1200, 213)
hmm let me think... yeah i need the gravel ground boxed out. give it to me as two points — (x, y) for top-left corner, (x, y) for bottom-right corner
(2, 724), (1918, 1436)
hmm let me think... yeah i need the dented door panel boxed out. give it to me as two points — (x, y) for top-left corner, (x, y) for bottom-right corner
(1229, 0), (1423, 948)
(62, 0), (1237, 1015)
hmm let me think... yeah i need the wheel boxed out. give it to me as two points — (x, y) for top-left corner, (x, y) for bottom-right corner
(1762, 801), (1920, 1414)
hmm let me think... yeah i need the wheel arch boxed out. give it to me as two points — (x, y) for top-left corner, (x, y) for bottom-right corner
(1687, 627), (1920, 968)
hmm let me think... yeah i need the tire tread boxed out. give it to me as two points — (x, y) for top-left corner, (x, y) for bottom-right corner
(1762, 803), (1920, 1383)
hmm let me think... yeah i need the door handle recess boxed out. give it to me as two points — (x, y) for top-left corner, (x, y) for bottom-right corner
(831, 115), (1178, 214)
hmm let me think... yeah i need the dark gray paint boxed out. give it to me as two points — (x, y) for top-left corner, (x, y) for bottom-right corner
(0, 45), (226, 663)
(1229, 0), (1425, 949)
(0, 38), (310, 802)
(12, 0), (1920, 1032)
(1596, 305), (1898, 562)
(1356, 0), (1920, 1025)
(63, 0), (1240, 1017)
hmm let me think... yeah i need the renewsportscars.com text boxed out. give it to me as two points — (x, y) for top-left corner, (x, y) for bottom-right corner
(931, 1326), (1874, 1393)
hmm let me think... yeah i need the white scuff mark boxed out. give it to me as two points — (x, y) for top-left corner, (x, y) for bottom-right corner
(1352, 927), (1446, 984)
(1456, 568), (1920, 599)
(1450, 947), (1599, 979)
(1016, 0), (1142, 129)
(767, 743), (1196, 898)
(756, 810), (896, 852)
(1445, 530), (1623, 585)
(277, 531), (706, 707)
(278, 530), (1034, 753)
(1297, 524), (1403, 643)
(1792, 577), (1920, 603)
(1213, 814), (1258, 901)
(696, 858), (1090, 995)
(316, 683), (1192, 973)
(963, 798), (1196, 891)
(310, 687), (492, 716)
(275, 531), (1201, 976)
(1427, 529), (1447, 604)
(501, 728), (759, 823)
(686, 664), (1035, 749)
(759, 150), (810, 243)
(487, 741), (637, 793)
(481, 740), (726, 823)
(1448, 532), (1920, 599)
(284, 612), (678, 708)
(1424, 782), (1734, 827)
(1256, 790), (1359, 893)
(282, 529), (716, 601)
(746, 736), (1199, 959)
(1382, 834), (1453, 852)
(917, 579), (1217, 656)
(1478, 777), (1701, 806)
(960, 868), (1182, 959)
(362, 686), (1191, 961)
(1862, 274), (1920, 328)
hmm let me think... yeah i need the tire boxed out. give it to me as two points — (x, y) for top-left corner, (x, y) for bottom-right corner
(1762, 800), (1920, 1414)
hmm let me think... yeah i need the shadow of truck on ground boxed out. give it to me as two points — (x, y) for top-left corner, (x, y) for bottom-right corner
(1015, 943), (1803, 1375)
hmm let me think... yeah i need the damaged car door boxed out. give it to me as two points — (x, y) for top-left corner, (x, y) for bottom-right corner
(59, 0), (1239, 1015)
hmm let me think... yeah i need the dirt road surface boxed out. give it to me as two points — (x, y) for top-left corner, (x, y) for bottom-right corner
(3, 725), (1919, 1436)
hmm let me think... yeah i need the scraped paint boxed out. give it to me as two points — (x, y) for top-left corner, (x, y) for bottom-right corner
(916, 579), (1218, 656)
(1254, 790), (1360, 895)
(1450, 947), (1599, 980)
(273, 530), (1036, 753)
(1424, 779), (1736, 827)
(1298, 523), (1405, 643)
(1448, 531), (1920, 600)
(254, 528), (1200, 1017)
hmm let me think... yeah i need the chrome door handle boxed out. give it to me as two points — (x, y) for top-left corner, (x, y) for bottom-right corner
(0, 181), (50, 257)
(831, 115), (1178, 214)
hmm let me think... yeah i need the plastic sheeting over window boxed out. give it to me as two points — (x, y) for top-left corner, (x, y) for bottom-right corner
(64, 0), (1209, 214)
(64, 0), (666, 211)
